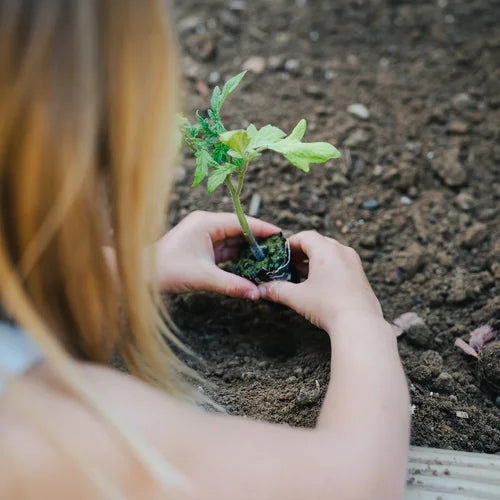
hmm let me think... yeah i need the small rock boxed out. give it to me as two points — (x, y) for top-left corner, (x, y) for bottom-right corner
(176, 167), (187, 183)
(395, 242), (427, 278)
(462, 222), (488, 248)
(407, 323), (434, 348)
(268, 55), (284, 70)
(452, 92), (475, 111)
(454, 192), (474, 211)
(373, 164), (384, 177)
(345, 129), (370, 148)
(455, 411), (469, 419)
(230, 0), (246, 10)
(400, 196), (412, 206)
(447, 120), (468, 135)
(433, 146), (467, 187)
(242, 56), (266, 74)
(284, 58), (301, 75)
(360, 233), (377, 249)
(362, 199), (379, 210)
(331, 173), (349, 187)
(347, 103), (370, 120)
(208, 71), (221, 84)
(304, 84), (325, 99)
(434, 372), (455, 393)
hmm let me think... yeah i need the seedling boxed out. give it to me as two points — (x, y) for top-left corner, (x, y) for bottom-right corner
(178, 71), (340, 282)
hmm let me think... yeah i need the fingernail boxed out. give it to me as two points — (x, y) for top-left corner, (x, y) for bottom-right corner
(246, 289), (259, 300)
(258, 286), (266, 298)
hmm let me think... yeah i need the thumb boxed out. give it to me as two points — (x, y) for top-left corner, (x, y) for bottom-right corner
(257, 280), (299, 309)
(207, 267), (260, 300)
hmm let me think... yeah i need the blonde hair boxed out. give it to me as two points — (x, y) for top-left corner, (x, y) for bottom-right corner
(0, 0), (195, 493)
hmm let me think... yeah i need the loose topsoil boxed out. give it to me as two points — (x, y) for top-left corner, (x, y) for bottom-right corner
(169, 0), (500, 453)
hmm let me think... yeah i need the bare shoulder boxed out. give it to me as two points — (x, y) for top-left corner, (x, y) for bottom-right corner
(0, 362), (329, 500)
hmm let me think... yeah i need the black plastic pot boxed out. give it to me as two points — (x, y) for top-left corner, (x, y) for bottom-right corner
(234, 232), (294, 284)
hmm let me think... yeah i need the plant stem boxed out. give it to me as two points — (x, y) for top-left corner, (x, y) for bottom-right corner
(236, 158), (250, 196)
(225, 177), (265, 261)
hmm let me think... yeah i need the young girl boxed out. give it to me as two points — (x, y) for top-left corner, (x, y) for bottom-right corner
(0, 0), (410, 498)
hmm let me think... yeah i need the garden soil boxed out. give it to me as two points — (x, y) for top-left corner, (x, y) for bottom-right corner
(168, 0), (500, 453)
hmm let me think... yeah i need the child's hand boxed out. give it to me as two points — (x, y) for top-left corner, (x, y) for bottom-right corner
(154, 211), (280, 299)
(258, 231), (383, 331)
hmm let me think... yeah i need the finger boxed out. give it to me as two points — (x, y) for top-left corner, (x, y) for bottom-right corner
(288, 231), (326, 258)
(206, 213), (280, 242)
(257, 280), (300, 309)
(205, 266), (260, 300)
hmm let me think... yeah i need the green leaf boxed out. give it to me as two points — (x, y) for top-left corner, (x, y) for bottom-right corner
(193, 149), (216, 187)
(210, 85), (222, 113)
(248, 125), (286, 150)
(246, 124), (258, 139)
(269, 138), (341, 172)
(289, 119), (307, 141)
(213, 71), (247, 113)
(219, 130), (250, 156)
(207, 163), (237, 193)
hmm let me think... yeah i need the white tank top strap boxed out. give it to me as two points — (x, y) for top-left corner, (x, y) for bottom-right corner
(0, 321), (44, 395)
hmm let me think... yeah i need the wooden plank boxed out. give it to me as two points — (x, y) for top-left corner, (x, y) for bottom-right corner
(405, 446), (500, 500)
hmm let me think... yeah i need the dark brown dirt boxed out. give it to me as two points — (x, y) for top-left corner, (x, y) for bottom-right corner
(169, 0), (500, 453)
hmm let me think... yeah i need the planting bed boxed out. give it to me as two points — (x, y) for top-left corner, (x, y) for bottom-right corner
(169, 0), (500, 453)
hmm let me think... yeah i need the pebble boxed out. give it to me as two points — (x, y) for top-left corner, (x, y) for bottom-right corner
(373, 164), (384, 177)
(331, 173), (349, 187)
(345, 129), (370, 148)
(432, 146), (467, 187)
(455, 411), (469, 419)
(208, 71), (220, 84)
(362, 199), (379, 210)
(304, 84), (325, 99)
(284, 58), (301, 75)
(447, 120), (468, 135)
(268, 55), (284, 70)
(452, 92), (475, 111)
(324, 70), (336, 81)
(347, 103), (370, 120)
(462, 222), (488, 248)
(454, 192), (474, 211)
(400, 196), (412, 206)
(230, 0), (246, 10)
(242, 56), (266, 74)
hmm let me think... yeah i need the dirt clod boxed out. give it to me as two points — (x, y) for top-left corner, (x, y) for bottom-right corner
(478, 342), (500, 394)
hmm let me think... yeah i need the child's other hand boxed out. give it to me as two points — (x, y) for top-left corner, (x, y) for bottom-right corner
(155, 211), (280, 299)
(258, 231), (383, 331)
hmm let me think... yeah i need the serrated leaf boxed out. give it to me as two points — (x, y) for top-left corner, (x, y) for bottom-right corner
(193, 149), (216, 187)
(210, 85), (222, 113)
(269, 138), (341, 172)
(214, 71), (247, 113)
(289, 119), (307, 141)
(212, 141), (229, 164)
(207, 163), (237, 193)
(249, 125), (286, 150)
(219, 130), (250, 156)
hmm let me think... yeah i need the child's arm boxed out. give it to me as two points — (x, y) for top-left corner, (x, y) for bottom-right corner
(259, 231), (411, 498)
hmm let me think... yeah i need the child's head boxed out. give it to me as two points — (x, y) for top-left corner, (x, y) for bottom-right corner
(0, 0), (192, 397)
